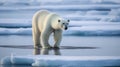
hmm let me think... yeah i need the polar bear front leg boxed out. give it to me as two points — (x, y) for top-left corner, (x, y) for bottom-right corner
(41, 29), (52, 48)
(53, 30), (62, 48)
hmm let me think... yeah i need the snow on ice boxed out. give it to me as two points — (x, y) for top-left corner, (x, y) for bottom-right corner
(1, 55), (120, 66)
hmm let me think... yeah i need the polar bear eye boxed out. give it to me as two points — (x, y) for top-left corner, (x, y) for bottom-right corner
(58, 20), (61, 22)
(67, 20), (70, 22)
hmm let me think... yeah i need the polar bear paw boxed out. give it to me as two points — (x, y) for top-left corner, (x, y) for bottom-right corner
(34, 45), (42, 49)
(53, 45), (60, 49)
(42, 45), (52, 49)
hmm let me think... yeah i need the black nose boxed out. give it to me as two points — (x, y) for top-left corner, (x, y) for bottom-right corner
(65, 27), (68, 30)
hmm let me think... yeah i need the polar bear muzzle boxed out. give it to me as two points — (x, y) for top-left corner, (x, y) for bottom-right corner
(63, 24), (68, 30)
(58, 19), (70, 30)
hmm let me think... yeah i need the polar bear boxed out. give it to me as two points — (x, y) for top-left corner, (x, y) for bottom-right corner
(32, 10), (70, 48)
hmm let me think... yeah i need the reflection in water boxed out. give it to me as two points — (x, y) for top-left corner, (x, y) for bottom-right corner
(34, 48), (61, 55)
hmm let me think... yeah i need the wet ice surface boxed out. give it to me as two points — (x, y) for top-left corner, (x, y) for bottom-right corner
(0, 35), (120, 59)
(0, 35), (120, 66)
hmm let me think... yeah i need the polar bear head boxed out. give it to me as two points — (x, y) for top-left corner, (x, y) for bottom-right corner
(50, 14), (70, 30)
(58, 19), (70, 30)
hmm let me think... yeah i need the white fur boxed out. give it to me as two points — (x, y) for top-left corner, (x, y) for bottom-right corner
(32, 10), (68, 48)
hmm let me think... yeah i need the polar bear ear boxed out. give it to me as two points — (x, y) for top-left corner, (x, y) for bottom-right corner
(67, 20), (70, 22)
(58, 19), (61, 22)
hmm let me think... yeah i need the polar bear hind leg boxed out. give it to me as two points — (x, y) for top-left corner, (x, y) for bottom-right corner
(32, 10), (50, 49)
(32, 29), (41, 49)
(32, 14), (41, 48)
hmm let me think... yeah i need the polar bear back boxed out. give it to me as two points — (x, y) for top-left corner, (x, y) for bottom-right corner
(42, 12), (62, 30)
(32, 10), (50, 32)
(32, 10), (63, 32)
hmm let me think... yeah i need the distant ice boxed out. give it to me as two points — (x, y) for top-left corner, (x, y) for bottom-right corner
(0, 0), (120, 36)
(1, 0), (120, 6)
(91, 0), (120, 4)
(100, 8), (120, 22)
(1, 55), (120, 66)
(0, 20), (120, 35)
(69, 21), (120, 27)
(0, 19), (31, 28)
(0, 28), (32, 35)
(86, 10), (108, 15)
(0, 4), (120, 11)
(0, 19), (120, 35)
